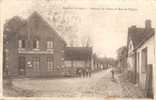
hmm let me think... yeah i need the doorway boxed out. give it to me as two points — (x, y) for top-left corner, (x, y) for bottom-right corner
(18, 56), (26, 75)
(141, 47), (147, 90)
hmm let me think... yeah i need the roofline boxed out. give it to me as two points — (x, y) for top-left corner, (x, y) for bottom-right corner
(134, 32), (154, 51)
(28, 11), (67, 45)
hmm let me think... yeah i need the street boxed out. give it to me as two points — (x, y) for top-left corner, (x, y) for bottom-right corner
(9, 68), (144, 97)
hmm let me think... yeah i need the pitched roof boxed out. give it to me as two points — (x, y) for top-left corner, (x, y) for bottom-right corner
(128, 26), (155, 50)
(64, 47), (92, 60)
(27, 11), (67, 45)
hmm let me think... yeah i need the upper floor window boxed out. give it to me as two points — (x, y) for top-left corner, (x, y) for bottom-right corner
(33, 40), (39, 49)
(18, 40), (25, 49)
(47, 41), (53, 49)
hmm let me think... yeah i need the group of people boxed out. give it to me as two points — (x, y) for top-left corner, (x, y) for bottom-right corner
(76, 68), (91, 78)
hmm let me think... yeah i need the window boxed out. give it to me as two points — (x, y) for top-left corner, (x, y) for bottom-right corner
(47, 41), (53, 49)
(18, 56), (26, 71)
(64, 61), (72, 67)
(32, 57), (40, 72)
(33, 40), (39, 49)
(129, 43), (132, 50)
(141, 48), (147, 73)
(129, 40), (133, 52)
(129, 44), (131, 50)
(73, 61), (85, 67)
(18, 40), (25, 48)
(137, 52), (140, 68)
(47, 57), (53, 71)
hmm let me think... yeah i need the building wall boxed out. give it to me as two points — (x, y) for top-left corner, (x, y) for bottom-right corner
(7, 13), (66, 77)
(127, 53), (137, 83)
(127, 39), (135, 71)
(136, 36), (155, 90)
(127, 54), (135, 71)
(154, 29), (156, 99)
(6, 33), (19, 76)
(64, 60), (91, 68)
(64, 60), (91, 75)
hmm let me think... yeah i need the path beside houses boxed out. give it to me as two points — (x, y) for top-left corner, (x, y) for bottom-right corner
(4, 68), (145, 98)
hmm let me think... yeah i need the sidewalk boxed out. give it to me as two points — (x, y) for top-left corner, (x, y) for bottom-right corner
(116, 73), (145, 98)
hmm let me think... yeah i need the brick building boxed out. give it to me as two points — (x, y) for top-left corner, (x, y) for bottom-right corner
(3, 12), (66, 77)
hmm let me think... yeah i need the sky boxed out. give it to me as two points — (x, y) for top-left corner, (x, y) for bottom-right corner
(1, 0), (156, 58)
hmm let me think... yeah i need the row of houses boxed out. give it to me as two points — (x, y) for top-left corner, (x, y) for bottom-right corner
(127, 20), (155, 97)
(3, 12), (94, 77)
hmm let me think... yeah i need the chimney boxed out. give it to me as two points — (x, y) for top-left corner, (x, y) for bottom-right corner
(145, 19), (152, 29)
(129, 25), (136, 32)
(131, 25), (136, 29)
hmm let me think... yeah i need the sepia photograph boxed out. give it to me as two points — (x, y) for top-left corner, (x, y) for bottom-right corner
(1, 0), (156, 99)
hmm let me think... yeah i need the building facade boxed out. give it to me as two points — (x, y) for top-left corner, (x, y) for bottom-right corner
(127, 20), (155, 97)
(4, 12), (66, 77)
(64, 47), (93, 76)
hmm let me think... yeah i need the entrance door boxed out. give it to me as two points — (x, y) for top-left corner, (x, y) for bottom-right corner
(141, 48), (147, 90)
(18, 56), (26, 75)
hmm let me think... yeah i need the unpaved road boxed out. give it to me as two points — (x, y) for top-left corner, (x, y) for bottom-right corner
(11, 69), (144, 97)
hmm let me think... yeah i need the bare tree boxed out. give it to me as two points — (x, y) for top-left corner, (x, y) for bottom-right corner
(32, 0), (81, 46)
(81, 35), (92, 47)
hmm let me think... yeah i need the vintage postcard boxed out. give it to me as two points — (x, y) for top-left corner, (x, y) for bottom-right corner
(0, 0), (156, 100)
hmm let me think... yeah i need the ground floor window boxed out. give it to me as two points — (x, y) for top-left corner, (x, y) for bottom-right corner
(47, 57), (53, 71)
(85, 61), (90, 67)
(32, 57), (40, 72)
(73, 61), (85, 67)
(64, 61), (72, 67)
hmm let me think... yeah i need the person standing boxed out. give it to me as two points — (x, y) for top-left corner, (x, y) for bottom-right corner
(111, 68), (115, 80)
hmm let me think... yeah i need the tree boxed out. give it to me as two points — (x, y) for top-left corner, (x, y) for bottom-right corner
(116, 46), (128, 72)
(81, 35), (92, 47)
(32, 0), (81, 46)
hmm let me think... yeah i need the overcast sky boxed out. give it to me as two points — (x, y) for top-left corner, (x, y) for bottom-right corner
(1, 0), (156, 58)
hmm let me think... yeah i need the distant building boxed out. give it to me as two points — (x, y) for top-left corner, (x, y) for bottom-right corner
(64, 47), (93, 76)
(4, 12), (66, 77)
(127, 20), (155, 97)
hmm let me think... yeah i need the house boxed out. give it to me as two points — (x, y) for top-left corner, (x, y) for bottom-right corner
(127, 20), (155, 97)
(64, 47), (93, 76)
(3, 11), (66, 77)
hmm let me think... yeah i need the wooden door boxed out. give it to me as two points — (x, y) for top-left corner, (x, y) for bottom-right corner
(141, 48), (147, 90)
